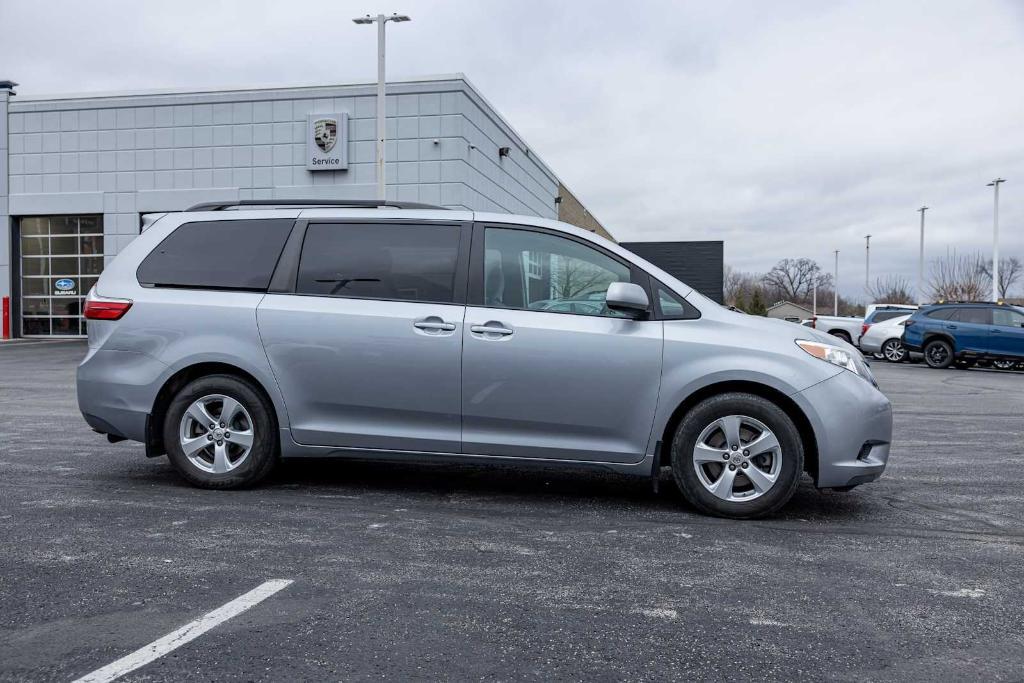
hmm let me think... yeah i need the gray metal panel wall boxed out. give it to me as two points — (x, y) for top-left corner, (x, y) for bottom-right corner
(5, 76), (559, 267)
(620, 241), (724, 304)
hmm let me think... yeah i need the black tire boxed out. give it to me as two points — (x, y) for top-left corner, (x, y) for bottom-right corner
(163, 374), (278, 489)
(830, 330), (852, 345)
(924, 339), (954, 369)
(670, 392), (803, 519)
(881, 339), (907, 363)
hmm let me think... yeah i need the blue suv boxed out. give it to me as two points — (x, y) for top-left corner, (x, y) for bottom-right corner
(902, 302), (1024, 369)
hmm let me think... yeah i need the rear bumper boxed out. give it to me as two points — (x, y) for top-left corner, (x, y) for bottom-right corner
(77, 347), (167, 443)
(859, 337), (884, 354)
(792, 369), (893, 489)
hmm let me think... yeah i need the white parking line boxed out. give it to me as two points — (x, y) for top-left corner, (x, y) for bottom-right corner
(72, 579), (294, 683)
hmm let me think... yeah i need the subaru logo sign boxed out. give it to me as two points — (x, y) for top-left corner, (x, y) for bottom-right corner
(55, 279), (75, 291)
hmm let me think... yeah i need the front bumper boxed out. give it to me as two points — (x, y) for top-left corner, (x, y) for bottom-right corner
(792, 368), (893, 489)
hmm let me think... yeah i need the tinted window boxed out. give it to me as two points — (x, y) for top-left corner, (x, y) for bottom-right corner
(870, 311), (909, 323)
(297, 223), (461, 303)
(138, 219), (293, 290)
(925, 308), (956, 320)
(993, 308), (1024, 327)
(484, 228), (631, 317)
(655, 282), (700, 320)
(954, 307), (991, 325)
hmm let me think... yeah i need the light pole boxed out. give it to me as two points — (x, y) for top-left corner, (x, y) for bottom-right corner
(864, 234), (871, 292)
(987, 178), (1006, 302)
(833, 249), (840, 316)
(353, 13), (411, 201)
(917, 206), (927, 304)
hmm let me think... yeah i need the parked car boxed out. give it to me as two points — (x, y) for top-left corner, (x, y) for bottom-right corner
(77, 200), (892, 519)
(861, 304), (918, 340)
(902, 302), (1024, 369)
(860, 305), (919, 358)
(809, 314), (865, 346)
(859, 314), (914, 362)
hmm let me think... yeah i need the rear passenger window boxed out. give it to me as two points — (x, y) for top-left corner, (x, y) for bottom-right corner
(137, 219), (293, 290)
(955, 308), (991, 325)
(926, 308), (955, 320)
(871, 311), (906, 323)
(296, 223), (461, 304)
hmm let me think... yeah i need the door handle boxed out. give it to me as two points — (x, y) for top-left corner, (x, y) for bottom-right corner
(991, 329), (1002, 334)
(470, 324), (514, 336)
(413, 319), (456, 332)
(945, 324), (958, 330)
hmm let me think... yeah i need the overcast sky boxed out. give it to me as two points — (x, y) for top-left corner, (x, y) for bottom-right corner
(2, 0), (1022, 297)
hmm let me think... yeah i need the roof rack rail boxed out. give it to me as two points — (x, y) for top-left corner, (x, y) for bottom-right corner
(930, 300), (1008, 305)
(184, 199), (448, 212)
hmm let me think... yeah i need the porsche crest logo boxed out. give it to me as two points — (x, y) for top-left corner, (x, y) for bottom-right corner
(313, 118), (337, 153)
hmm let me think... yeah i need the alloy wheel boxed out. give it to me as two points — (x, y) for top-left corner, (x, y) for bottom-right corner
(883, 340), (906, 362)
(178, 394), (255, 474)
(926, 344), (949, 366)
(692, 415), (783, 502)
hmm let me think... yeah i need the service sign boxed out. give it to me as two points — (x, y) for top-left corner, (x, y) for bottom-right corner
(53, 278), (77, 296)
(306, 113), (349, 171)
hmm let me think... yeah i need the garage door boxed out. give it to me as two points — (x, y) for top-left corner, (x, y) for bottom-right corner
(19, 215), (104, 337)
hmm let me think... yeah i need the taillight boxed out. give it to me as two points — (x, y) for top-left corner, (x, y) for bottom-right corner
(84, 288), (133, 321)
(861, 323), (870, 337)
(810, 317), (817, 329)
(904, 320), (915, 327)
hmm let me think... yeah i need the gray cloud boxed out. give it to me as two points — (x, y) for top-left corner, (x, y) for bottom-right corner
(1, 0), (1021, 297)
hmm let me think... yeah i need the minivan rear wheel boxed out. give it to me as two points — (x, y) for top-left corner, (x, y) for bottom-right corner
(163, 374), (277, 489)
(670, 393), (803, 519)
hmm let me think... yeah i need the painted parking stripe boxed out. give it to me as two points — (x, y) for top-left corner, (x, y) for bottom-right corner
(72, 579), (294, 683)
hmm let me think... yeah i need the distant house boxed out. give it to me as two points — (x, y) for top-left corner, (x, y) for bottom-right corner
(766, 301), (813, 322)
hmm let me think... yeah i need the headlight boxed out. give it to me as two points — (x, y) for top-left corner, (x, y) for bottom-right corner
(796, 340), (860, 374)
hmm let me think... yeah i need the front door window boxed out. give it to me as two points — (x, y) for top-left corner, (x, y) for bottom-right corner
(483, 227), (632, 317)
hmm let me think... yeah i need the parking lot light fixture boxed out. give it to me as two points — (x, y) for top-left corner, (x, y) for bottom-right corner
(351, 13), (412, 200)
(864, 234), (871, 293)
(987, 178), (1006, 303)
(834, 250), (839, 316)
(917, 206), (928, 305)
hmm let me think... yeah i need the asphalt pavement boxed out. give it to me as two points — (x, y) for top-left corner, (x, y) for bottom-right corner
(1, 341), (1023, 682)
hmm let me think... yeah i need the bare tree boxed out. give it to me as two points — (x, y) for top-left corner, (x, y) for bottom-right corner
(978, 256), (1023, 300)
(551, 257), (617, 300)
(928, 252), (989, 302)
(762, 258), (824, 303)
(867, 275), (914, 304)
(724, 266), (763, 307)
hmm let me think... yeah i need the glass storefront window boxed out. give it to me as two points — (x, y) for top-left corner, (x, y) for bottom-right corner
(18, 215), (106, 337)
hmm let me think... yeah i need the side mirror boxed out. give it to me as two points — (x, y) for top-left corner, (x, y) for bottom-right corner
(605, 282), (650, 317)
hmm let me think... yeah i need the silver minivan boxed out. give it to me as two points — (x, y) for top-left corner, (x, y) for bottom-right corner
(77, 200), (892, 518)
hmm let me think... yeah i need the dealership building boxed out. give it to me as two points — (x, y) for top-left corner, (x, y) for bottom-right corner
(0, 74), (616, 338)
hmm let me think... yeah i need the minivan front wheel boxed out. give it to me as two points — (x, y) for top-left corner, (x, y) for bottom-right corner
(163, 374), (277, 489)
(670, 393), (803, 519)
